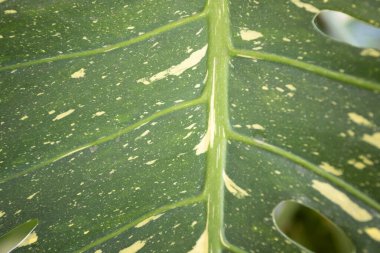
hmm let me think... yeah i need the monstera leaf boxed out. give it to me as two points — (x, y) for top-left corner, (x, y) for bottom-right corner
(1, 0), (379, 252)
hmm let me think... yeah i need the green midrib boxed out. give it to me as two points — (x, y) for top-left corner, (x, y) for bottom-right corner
(204, 0), (231, 252)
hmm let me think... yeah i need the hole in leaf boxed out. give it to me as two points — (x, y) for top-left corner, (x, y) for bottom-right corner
(0, 219), (38, 253)
(313, 10), (380, 50)
(273, 201), (355, 253)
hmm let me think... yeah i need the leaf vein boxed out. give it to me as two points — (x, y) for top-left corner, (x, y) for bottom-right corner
(0, 97), (205, 185)
(231, 48), (380, 91)
(74, 195), (204, 253)
(227, 130), (380, 212)
(0, 12), (206, 72)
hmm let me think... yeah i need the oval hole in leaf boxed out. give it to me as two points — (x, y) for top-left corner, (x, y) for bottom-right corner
(0, 219), (38, 253)
(272, 200), (355, 253)
(313, 10), (380, 50)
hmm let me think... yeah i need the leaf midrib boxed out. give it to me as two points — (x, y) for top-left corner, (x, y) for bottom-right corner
(203, 0), (231, 251)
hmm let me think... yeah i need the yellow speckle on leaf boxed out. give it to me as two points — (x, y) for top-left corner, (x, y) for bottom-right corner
(137, 45), (207, 85)
(239, 28), (263, 41)
(359, 155), (374, 166)
(0, 210), (5, 218)
(27, 191), (39, 200)
(290, 0), (319, 13)
(365, 227), (380, 242)
(312, 180), (372, 222)
(348, 112), (373, 127)
(275, 87), (285, 92)
(319, 162), (343, 176)
(18, 232), (38, 247)
(347, 130), (355, 137)
(20, 115), (28, 120)
(360, 48), (380, 58)
(348, 159), (366, 170)
(52, 109), (75, 121)
(4, 9), (17, 14)
(362, 132), (380, 149)
(285, 84), (296, 91)
(94, 111), (105, 117)
(119, 240), (146, 253)
(135, 214), (163, 228)
(128, 156), (138, 161)
(194, 130), (210, 155)
(246, 124), (265, 130)
(187, 228), (208, 253)
(223, 172), (250, 199)
(145, 159), (157, 165)
(71, 68), (86, 78)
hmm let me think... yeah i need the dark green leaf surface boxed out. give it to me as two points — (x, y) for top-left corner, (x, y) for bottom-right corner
(1, 0), (380, 252)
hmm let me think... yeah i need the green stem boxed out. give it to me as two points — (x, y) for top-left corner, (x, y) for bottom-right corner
(204, 0), (231, 252)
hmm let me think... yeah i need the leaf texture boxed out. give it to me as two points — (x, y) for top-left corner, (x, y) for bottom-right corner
(0, 0), (380, 252)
